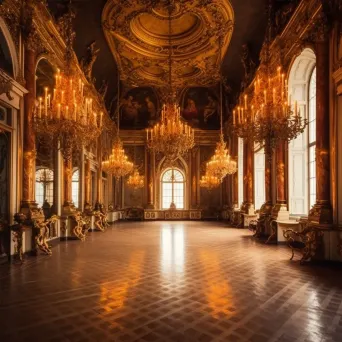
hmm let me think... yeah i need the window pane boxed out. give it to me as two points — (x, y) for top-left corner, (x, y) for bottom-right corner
(35, 182), (44, 207)
(161, 169), (185, 209)
(72, 170), (79, 208)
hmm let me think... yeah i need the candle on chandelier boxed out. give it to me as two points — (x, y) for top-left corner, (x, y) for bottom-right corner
(38, 97), (42, 118)
(233, 110), (236, 125)
(99, 112), (103, 127)
(244, 94), (247, 110)
(57, 103), (61, 119)
(44, 88), (48, 117)
(66, 105), (69, 119)
(273, 88), (276, 104)
(61, 90), (64, 103)
(74, 103), (77, 121)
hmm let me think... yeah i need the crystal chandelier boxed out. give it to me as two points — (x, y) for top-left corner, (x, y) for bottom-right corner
(127, 169), (144, 190)
(126, 145), (144, 190)
(34, 5), (102, 160)
(102, 76), (133, 179)
(102, 138), (133, 179)
(232, 4), (307, 152)
(199, 173), (221, 191)
(201, 38), (237, 186)
(146, 2), (194, 163)
(206, 135), (237, 180)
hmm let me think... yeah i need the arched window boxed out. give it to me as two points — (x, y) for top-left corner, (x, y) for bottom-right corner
(35, 168), (54, 207)
(72, 170), (80, 208)
(308, 68), (316, 209)
(288, 48), (316, 215)
(161, 168), (185, 209)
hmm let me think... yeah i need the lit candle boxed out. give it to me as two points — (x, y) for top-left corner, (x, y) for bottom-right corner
(99, 112), (103, 127)
(66, 105), (69, 119)
(264, 90), (267, 104)
(44, 87), (48, 117)
(273, 88), (276, 104)
(244, 94), (247, 110)
(38, 97), (42, 118)
(61, 90), (64, 103)
(74, 104), (77, 121)
(53, 88), (56, 100)
(57, 103), (61, 119)
(233, 110), (236, 125)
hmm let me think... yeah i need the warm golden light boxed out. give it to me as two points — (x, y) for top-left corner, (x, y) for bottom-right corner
(102, 138), (133, 179)
(127, 169), (145, 190)
(147, 103), (195, 163)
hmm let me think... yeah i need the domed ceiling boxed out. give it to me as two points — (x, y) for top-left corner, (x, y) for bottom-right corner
(102, 0), (234, 89)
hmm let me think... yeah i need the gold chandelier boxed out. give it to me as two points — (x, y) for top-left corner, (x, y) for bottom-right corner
(127, 169), (144, 190)
(102, 138), (133, 179)
(199, 173), (221, 190)
(102, 76), (133, 179)
(34, 5), (102, 160)
(232, 5), (307, 152)
(146, 2), (194, 163)
(126, 145), (144, 190)
(201, 38), (237, 188)
(206, 135), (237, 180)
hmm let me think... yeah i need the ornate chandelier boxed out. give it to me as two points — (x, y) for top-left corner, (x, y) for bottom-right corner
(206, 134), (237, 180)
(201, 38), (237, 187)
(127, 169), (144, 190)
(102, 76), (133, 179)
(126, 145), (144, 190)
(232, 6), (307, 152)
(146, 2), (194, 163)
(102, 138), (133, 179)
(34, 5), (102, 160)
(199, 172), (221, 190)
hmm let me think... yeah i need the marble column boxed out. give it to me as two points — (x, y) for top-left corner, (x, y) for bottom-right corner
(242, 140), (254, 213)
(308, 20), (333, 226)
(21, 45), (37, 212)
(272, 142), (289, 220)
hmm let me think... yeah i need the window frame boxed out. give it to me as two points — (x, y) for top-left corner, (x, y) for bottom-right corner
(161, 168), (185, 209)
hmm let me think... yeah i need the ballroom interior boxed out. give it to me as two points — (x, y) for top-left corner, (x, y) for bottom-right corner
(1, 0), (342, 341)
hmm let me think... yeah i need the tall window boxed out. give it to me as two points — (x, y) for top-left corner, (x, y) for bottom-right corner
(161, 169), (185, 209)
(72, 169), (80, 208)
(35, 168), (54, 207)
(308, 68), (316, 209)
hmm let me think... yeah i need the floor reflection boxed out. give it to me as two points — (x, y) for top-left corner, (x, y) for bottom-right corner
(199, 250), (235, 319)
(100, 250), (145, 313)
(161, 223), (185, 276)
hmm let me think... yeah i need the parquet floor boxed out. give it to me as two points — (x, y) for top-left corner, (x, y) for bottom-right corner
(1, 221), (342, 342)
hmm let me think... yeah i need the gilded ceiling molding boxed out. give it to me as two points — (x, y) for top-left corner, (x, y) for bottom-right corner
(102, 0), (234, 89)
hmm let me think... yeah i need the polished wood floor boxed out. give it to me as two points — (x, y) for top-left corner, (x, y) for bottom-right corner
(1, 221), (342, 342)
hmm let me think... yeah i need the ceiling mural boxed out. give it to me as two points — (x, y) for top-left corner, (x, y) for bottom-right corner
(102, 0), (234, 90)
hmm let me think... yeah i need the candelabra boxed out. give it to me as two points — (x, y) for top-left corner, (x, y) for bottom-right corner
(33, 4), (102, 160)
(34, 69), (103, 160)
(232, 65), (307, 151)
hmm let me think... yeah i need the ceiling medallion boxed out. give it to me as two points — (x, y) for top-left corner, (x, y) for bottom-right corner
(103, 0), (234, 88)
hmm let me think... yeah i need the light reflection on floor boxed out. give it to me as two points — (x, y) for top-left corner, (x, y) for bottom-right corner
(0, 221), (342, 342)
